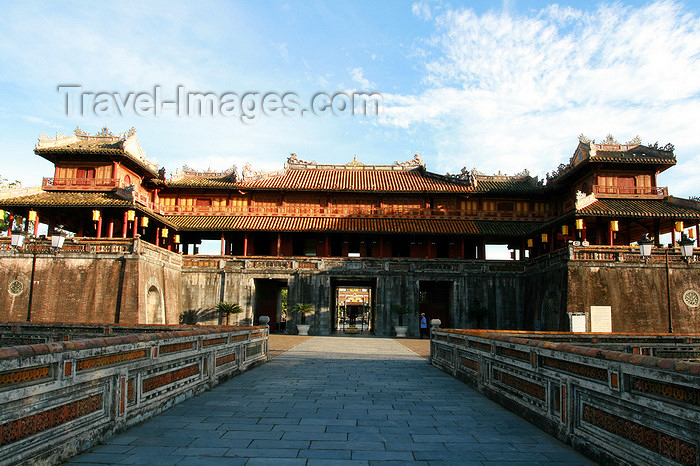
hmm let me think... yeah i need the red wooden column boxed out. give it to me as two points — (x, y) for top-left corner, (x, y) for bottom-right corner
(550, 228), (556, 252)
(132, 217), (138, 238)
(33, 214), (40, 236)
(155, 227), (160, 247)
(220, 233), (226, 256)
(672, 229), (676, 247)
(608, 224), (614, 246)
(7, 211), (14, 233)
(108, 218), (114, 238)
(477, 239), (486, 260)
(97, 216), (103, 238)
(122, 211), (128, 238)
(325, 234), (330, 257)
(277, 233), (282, 256)
(243, 233), (249, 256)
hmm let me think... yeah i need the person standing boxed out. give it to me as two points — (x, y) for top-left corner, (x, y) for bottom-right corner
(420, 313), (428, 339)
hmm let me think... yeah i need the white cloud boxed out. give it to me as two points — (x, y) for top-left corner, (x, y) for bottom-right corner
(350, 67), (375, 89)
(382, 1), (700, 194)
(412, 1), (433, 20)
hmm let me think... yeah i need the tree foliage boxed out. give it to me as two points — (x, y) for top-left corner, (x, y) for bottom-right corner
(216, 301), (242, 325)
(391, 305), (410, 326)
(291, 302), (315, 324)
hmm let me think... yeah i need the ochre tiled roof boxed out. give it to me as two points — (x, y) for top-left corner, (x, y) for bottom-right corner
(0, 191), (174, 226)
(165, 215), (540, 236)
(234, 167), (474, 193)
(576, 199), (700, 219)
(0, 191), (133, 207)
(471, 179), (541, 194)
(591, 149), (676, 165)
(35, 138), (123, 154)
(35, 135), (159, 176)
(167, 177), (239, 188)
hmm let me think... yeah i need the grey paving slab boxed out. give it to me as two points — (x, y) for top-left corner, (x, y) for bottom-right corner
(67, 336), (595, 465)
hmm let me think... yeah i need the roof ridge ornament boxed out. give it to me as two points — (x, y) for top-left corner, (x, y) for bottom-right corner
(601, 134), (619, 145)
(287, 153), (311, 166)
(95, 126), (115, 137)
(394, 153), (424, 167)
(578, 134), (593, 145)
(346, 155), (364, 167)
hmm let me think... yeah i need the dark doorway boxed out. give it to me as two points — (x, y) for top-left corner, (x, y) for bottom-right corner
(254, 279), (287, 332)
(419, 281), (452, 328)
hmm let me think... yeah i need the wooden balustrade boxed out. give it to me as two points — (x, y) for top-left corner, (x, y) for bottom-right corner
(159, 204), (551, 220)
(593, 185), (668, 196)
(569, 245), (700, 263)
(42, 177), (124, 190)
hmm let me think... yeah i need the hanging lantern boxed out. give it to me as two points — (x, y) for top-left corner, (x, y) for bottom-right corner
(92, 210), (101, 221)
(126, 210), (136, 221)
(690, 229), (696, 239)
(561, 225), (569, 235)
(161, 227), (169, 238)
(527, 238), (534, 248)
(541, 233), (548, 243)
(28, 210), (37, 222)
(174, 234), (181, 244)
(575, 219), (584, 230)
(675, 221), (684, 232)
(610, 220), (619, 232)
(141, 217), (149, 228)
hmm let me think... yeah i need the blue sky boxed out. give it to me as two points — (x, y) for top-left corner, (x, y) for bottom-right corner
(1, 0), (699, 197)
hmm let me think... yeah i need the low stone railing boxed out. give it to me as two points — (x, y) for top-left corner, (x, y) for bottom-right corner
(0, 325), (268, 465)
(181, 255), (526, 273)
(430, 329), (699, 466)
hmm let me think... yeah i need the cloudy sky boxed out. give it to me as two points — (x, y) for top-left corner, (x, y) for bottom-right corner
(1, 0), (699, 197)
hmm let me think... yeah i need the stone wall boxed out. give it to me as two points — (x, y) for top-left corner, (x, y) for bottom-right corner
(430, 329), (700, 466)
(1, 238), (698, 334)
(0, 239), (182, 326)
(566, 247), (700, 333)
(0, 325), (268, 465)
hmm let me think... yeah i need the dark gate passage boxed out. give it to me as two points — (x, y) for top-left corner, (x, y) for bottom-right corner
(330, 279), (375, 333)
(254, 279), (287, 332)
(419, 280), (452, 328)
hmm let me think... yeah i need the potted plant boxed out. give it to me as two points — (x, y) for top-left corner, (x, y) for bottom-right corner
(292, 303), (315, 335)
(216, 301), (243, 325)
(391, 305), (410, 338)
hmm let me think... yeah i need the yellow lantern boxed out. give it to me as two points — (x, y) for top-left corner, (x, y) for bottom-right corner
(541, 233), (548, 243)
(527, 238), (534, 248)
(161, 227), (169, 238)
(126, 210), (136, 221)
(561, 225), (569, 235)
(141, 217), (149, 228)
(610, 220), (619, 232)
(28, 210), (37, 222)
(92, 210), (101, 221)
(675, 221), (684, 232)
(174, 234), (181, 244)
(690, 229), (696, 239)
(575, 219), (584, 230)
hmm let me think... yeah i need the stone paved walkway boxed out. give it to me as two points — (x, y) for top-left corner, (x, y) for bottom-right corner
(69, 337), (595, 465)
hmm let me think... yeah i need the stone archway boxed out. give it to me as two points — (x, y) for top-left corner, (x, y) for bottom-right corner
(146, 284), (164, 324)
